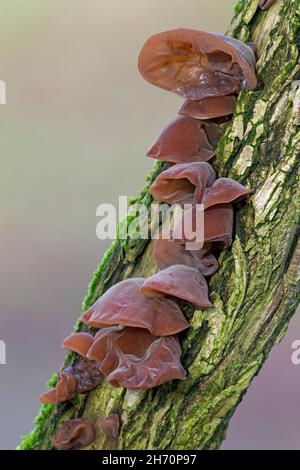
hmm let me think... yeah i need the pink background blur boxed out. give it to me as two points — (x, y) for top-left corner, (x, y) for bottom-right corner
(0, 0), (299, 450)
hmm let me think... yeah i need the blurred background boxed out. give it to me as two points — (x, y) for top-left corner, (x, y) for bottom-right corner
(0, 0), (299, 450)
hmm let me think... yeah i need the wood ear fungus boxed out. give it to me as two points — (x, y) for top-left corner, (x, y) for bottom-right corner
(138, 28), (257, 101)
(98, 414), (120, 439)
(173, 204), (234, 248)
(81, 278), (189, 336)
(141, 265), (212, 309)
(147, 117), (221, 164)
(202, 178), (251, 209)
(53, 419), (95, 450)
(86, 326), (186, 390)
(153, 237), (218, 276)
(179, 95), (236, 120)
(61, 332), (94, 357)
(150, 161), (216, 205)
(40, 369), (76, 404)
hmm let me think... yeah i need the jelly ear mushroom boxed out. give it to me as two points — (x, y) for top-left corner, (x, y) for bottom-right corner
(150, 161), (216, 205)
(153, 237), (218, 276)
(147, 116), (221, 164)
(61, 332), (94, 357)
(179, 95), (236, 120)
(141, 264), (212, 309)
(81, 278), (189, 336)
(86, 326), (186, 390)
(98, 414), (120, 439)
(40, 369), (76, 404)
(138, 28), (257, 101)
(53, 419), (95, 450)
(173, 204), (234, 248)
(202, 178), (251, 209)
(259, 0), (277, 9)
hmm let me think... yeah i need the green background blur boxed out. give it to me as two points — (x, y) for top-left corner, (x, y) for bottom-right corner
(0, 0), (300, 450)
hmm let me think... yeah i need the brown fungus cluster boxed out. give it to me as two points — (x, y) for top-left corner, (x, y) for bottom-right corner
(40, 27), (256, 451)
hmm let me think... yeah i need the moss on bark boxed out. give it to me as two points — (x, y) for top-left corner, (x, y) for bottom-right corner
(19, 0), (300, 450)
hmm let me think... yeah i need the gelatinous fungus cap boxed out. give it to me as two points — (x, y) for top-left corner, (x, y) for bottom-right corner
(81, 278), (189, 336)
(40, 369), (76, 404)
(53, 419), (95, 450)
(98, 414), (120, 439)
(69, 358), (102, 394)
(153, 237), (218, 276)
(259, 0), (277, 9)
(87, 326), (186, 390)
(141, 264), (211, 309)
(150, 161), (216, 205)
(62, 332), (94, 357)
(173, 204), (234, 248)
(202, 177), (251, 209)
(138, 28), (257, 101)
(147, 116), (222, 163)
(179, 95), (236, 120)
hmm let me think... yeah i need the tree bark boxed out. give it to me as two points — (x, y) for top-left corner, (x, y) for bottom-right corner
(20, 0), (300, 450)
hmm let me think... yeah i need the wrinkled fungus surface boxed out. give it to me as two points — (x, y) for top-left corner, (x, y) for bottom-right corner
(86, 326), (186, 390)
(147, 116), (221, 163)
(53, 419), (95, 450)
(138, 29), (257, 101)
(150, 161), (216, 205)
(98, 414), (120, 439)
(202, 177), (251, 209)
(81, 278), (189, 336)
(173, 204), (234, 247)
(141, 264), (211, 309)
(179, 95), (236, 120)
(40, 369), (76, 404)
(153, 237), (218, 276)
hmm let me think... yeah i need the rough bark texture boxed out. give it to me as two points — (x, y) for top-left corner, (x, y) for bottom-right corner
(20, 0), (300, 450)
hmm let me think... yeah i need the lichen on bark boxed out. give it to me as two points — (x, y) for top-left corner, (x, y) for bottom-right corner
(20, 0), (300, 450)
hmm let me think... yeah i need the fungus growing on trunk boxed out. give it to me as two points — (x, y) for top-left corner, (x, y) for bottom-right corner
(150, 161), (216, 205)
(98, 414), (120, 439)
(40, 369), (76, 404)
(138, 28), (257, 101)
(173, 204), (234, 248)
(141, 265), (211, 309)
(86, 326), (186, 390)
(53, 419), (95, 450)
(153, 237), (218, 276)
(202, 177), (251, 209)
(147, 116), (221, 163)
(179, 95), (236, 120)
(81, 278), (189, 336)
(62, 332), (94, 357)
(67, 358), (102, 394)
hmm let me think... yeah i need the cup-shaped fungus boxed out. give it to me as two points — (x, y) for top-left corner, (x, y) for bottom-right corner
(62, 332), (94, 357)
(141, 265), (211, 309)
(153, 237), (218, 276)
(259, 0), (277, 9)
(179, 95), (236, 120)
(40, 369), (77, 404)
(138, 29), (257, 101)
(86, 326), (186, 390)
(202, 177), (251, 209)
(147, 116), (222, 164)
(150, 161), (216, 205)
(173, 204), (234, 248)
(53, 419), (95, 450)
(98, 414), (120, 439)
(81, 278), (189, 336)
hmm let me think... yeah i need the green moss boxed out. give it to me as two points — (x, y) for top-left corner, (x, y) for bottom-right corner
(18, 404), (54, 450)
